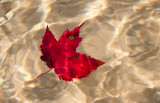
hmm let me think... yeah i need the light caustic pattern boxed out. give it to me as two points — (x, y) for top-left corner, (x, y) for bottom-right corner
(0, 0), (160, 103)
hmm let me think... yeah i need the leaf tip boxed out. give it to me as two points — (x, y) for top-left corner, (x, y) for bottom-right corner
(79, 23), (84, 28)
(46, 25), (49, 31)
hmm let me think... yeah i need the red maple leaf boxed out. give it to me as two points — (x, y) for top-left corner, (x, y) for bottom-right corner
(37, 23), (105, 81)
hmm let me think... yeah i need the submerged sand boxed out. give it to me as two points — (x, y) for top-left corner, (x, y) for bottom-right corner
(0, 0), (160, 103)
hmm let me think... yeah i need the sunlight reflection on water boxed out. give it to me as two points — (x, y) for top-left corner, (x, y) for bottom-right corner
(1, 0), (160, 103)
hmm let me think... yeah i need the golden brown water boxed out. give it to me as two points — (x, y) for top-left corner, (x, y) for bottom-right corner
(1, 0), (160, 103)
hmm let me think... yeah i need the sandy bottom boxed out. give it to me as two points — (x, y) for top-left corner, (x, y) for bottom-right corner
(1, 0), (160, 103)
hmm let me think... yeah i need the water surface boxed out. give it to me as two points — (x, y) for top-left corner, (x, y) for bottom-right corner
(0, 0), (160, 103)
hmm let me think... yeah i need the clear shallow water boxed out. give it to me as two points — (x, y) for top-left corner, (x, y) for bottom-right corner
(0, 0), (160, 103)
